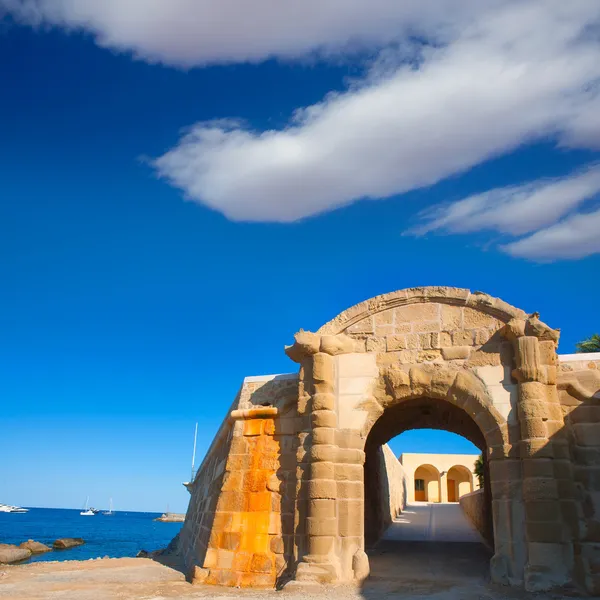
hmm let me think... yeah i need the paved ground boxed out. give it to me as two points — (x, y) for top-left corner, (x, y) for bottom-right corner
(382, 502), (484, 543)
(0, 507), (568, 600)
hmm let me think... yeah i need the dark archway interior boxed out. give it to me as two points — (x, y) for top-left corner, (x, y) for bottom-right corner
(364, 397), (493, 547)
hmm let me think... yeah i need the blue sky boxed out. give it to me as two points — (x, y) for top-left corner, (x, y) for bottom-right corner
(1, 2), (599, 512)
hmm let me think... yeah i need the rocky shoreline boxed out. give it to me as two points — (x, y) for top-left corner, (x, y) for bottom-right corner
(0, 538), (85, 564)
(153, 512), (185, 523)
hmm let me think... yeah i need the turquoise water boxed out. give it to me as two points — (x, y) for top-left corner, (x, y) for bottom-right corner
(0, 507), (182, 562)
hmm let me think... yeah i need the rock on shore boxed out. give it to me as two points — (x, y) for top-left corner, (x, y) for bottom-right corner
(19, 540), (52, 554)
(153, 513), (185, 522)
(0, 544), (32, 564)
(53, 538), (85, 550)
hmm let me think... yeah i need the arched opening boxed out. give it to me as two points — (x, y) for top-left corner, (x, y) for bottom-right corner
(446, 465), (473, 502)
(363, 393), (496, 587)
(413, 464), (440, 502)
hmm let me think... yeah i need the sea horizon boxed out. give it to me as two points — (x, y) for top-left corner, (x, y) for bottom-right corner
(0, 507), (182, 563)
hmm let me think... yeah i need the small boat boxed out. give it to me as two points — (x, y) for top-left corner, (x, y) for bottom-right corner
(80, 496), (96, 516)
(103, 498), (114, 515)
(0, 503), (28, 513)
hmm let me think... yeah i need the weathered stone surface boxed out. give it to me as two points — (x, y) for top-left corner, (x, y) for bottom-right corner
(53, 538), (85, 550)
(177, 286), (600, 593)
(0, 545), (32, 564)
(19, 540), (51, 554)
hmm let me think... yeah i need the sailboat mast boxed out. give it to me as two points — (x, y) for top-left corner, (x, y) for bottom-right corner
(191, 422), (198, 482)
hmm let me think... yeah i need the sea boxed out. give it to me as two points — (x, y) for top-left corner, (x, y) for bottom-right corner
(0, 508), (182, 563)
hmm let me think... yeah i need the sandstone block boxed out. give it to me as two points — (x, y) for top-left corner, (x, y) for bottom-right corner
(243, 420), (264, 437)
(312, 410), (337, 428)
(307, 517), (338, 536)
(347, 319), (374, 335)
(523, 478), (558, 501)
(413, 321), (440, 333)
(574, 423), (600, 447)
(520, 439), (554, 459)
(248, 492), (272, 512)
(365, 337), (386, 352)
(313, 353), (334, 382)
(311, 461), (335, 480)
(270, 536), (285, 554)
(441, 346), (471, 360)
(307, 535), (334, 556)
(453, 330), (473, 346)
(220, 532), (241, 552)
(522, 458), (554, 479)
(250, 552), (274, 574)
(417, 350), (442, 362)
(336, 448), (365, 465)
(190, 566), (210, 584)
(337, 481), (362, 499)
(335, 464), (363, 482)
(525, 500), (562, 523)
(466, 350), (501, 366)
(312, 392), (335, 411)
(394, 303), (439, 323)
(386, 335), (407, 351)
(310, 445), (337, 462)
(308, 480), (337, 499)
(335, 430), (364, 449)
(309, 498), (336, 519)
(520, 417), (549, 440)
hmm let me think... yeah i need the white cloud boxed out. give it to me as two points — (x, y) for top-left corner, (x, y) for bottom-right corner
(4, 1), (600, 260)
(412, 166), (600, 237)
(0, 0), (501, 66)
(503, 208), (600, 260)
(152, 1), (600, 228)
(411, 165), (600, 260)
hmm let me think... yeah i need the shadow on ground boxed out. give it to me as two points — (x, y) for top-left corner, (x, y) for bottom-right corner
(361, 540), (493, 599)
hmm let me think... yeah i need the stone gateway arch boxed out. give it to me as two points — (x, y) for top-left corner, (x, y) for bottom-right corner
(173, 287), (600, 593)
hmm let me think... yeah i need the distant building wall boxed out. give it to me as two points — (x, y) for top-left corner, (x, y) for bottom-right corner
(400, 453), (480, 503)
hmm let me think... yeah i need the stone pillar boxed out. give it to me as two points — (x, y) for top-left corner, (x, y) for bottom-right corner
(296, 350), (340, 583)
(504, 315), (575, 592)
(285, 331), (364, 585)
(440, 472), (448, 503)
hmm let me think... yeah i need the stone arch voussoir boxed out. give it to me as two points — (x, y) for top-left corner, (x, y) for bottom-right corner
(378, 364), (509, 450)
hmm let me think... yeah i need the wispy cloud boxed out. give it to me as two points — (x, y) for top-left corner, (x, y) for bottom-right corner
(0, 0), (501, 66)
(4, 1), (600, 260)
(503, 207), (600, 260)
(410, 165), (600, 260)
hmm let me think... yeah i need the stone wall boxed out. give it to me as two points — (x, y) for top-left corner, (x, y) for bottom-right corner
(459, 489), (488, 546)
(177, 287), (600, 594)
(557, 353), (600, 593)
(178, 374), (300, 588)
(364, 444), (406, 545)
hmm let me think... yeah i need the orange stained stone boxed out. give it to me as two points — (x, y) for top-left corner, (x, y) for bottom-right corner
(243, 419), (264, 437)
(243, 470), (268, 493)
(248, 492), (272, 512)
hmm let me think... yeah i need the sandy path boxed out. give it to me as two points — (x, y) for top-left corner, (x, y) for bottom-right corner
(0, 554), (562, 600)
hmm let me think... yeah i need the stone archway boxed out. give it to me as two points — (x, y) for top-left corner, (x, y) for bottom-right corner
(179, 287), (587, 593)
(285, 287), (572, 592)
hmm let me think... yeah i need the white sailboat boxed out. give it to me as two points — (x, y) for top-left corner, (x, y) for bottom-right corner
(0, 504), (28, 513)
(103, 498), (114, 515)
(182, 422), (198, 492)
(80, 496), (96, 516)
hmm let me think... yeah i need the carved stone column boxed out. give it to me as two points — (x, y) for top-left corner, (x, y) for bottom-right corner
(504, 314), (576, 591)
(285, 331), (363, 585)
